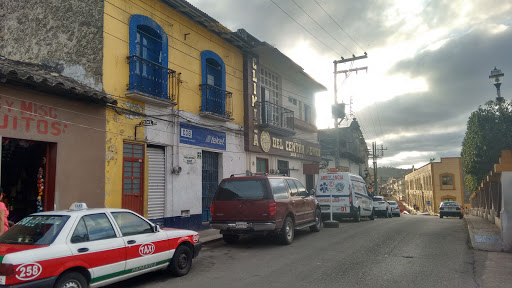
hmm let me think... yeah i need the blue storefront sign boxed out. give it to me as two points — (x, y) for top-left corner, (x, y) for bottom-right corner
(179, 122), (226, 150)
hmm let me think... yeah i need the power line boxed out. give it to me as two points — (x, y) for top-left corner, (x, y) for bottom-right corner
(268, 0), (343, 58)
(290, 0), (353, 54)
(313, 0), (366, 53)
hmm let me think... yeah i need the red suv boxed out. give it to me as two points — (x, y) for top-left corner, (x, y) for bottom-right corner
(210, 175), (322, 245)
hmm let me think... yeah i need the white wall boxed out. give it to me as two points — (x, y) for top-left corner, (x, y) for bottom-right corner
(144, 107), (245, 219)
(501, 171), (512, 252)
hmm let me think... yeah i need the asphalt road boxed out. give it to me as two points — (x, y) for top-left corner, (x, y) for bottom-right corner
(107, 214), (478, 288)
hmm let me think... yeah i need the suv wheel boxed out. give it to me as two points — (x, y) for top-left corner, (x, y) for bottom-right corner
(440, 215), (443, 219)
(369, 210), (375, 220)
(310, 209), (322, 232)
(223, 234), (239, 244)
(353, 207), (361, 222)
(280, 216), (294, 245)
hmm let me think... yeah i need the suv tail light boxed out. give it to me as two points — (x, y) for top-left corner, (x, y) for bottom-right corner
(0, 263), (14, 276)
(210, 203), (215, 217)
(379, 201), (385, 204)
(269, 201), (277, 217)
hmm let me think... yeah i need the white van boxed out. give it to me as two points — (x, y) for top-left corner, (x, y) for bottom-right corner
(316, 171), (374, 222)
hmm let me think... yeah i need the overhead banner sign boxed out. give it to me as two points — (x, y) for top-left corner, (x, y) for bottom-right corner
(179, 122), (226, 151)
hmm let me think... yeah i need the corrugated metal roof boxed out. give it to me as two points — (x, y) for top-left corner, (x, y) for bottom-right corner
(0, 56), (116, 105)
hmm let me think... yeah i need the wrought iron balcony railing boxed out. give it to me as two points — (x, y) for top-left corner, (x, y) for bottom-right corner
(199, 84), (233, 119)
(258, 101), (294, 133)
(127, 55), (177, 103)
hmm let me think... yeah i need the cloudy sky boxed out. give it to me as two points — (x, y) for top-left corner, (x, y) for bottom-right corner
(188, 0), (512, 168)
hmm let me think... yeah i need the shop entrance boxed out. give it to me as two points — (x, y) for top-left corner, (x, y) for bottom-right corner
(1, 137), (56, 222)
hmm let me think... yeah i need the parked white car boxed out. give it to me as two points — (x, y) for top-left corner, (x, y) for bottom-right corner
(0, 203), (201, 288)
(372, 196), (391, 218)
(387, 201), (400, 217)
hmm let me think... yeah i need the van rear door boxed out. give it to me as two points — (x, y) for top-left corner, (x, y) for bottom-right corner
(212, 179), (272, 221)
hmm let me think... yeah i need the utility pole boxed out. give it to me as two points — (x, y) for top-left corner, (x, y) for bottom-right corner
(369, 142), (387, 195)
(332, 54), (368, 170)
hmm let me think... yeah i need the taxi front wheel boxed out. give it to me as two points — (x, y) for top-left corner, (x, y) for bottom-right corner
(54, 271), (87, 288)
(169, 245), (192, 277)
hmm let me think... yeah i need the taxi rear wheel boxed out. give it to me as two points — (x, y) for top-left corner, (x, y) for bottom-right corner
(169, 245), (192, 277)
(54, 271), (87, 288)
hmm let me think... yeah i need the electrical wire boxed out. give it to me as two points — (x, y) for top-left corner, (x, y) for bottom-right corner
(313, 0), (366, 53)
(268, 0), (343, 58)
(290, 0), (353, 54)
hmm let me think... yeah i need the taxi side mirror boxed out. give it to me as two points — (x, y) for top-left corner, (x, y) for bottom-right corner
(152, 224), (161, 233)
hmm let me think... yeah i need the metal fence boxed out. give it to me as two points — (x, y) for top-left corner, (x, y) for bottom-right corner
(199, 84), (233, 118)
(127, 55), (177, 103)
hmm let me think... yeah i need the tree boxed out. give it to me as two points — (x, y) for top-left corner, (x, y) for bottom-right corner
(461, 100), (512, 190)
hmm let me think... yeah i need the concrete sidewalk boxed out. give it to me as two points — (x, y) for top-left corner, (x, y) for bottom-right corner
(465, 215), (504, 252)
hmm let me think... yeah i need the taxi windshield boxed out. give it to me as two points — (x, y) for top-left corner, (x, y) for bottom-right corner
(0, 215), (70, 245)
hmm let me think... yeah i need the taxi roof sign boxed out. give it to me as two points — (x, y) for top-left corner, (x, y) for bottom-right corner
(69, 202), (88, 210)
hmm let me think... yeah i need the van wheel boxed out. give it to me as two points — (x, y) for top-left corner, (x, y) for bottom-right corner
(310, 209), (322, 232)
(353, 208), (361, 222)
(54, 271), (87, 288)
(169, 245), (192, 277)
(280, 216), (294, 245)
(222, 234), (239, 244)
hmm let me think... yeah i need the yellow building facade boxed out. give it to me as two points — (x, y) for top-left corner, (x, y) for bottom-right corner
(405, 157), (465, 213)
(102, 0), (247, 229)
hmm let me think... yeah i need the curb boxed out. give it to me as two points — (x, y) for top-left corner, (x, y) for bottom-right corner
(464, 217), (477, 250)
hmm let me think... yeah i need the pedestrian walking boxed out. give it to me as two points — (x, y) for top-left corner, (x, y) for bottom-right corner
(0, 188), (9, 235)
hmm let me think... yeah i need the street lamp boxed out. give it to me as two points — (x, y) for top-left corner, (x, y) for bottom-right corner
(489, 67), (505, 103)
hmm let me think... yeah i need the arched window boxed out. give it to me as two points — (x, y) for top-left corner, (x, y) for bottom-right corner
(200, 50), (229, 117)
(128, 15), (168, 99)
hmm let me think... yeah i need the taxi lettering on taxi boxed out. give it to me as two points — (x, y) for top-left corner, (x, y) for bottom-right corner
(0, 203), (201, 288)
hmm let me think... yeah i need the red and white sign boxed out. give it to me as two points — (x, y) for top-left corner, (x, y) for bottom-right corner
(16, 263), (42, 281)
(138, 243), (155, 256)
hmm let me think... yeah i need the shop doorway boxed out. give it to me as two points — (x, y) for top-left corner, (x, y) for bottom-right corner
(202, 151), (218, 222)
(1, 137), (56, 222)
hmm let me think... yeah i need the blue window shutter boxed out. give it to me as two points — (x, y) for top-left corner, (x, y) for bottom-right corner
(128, 15), (169, 99)
(200, 51), (226, 115)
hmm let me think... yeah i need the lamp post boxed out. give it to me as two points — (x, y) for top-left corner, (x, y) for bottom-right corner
(489, 67), (505, 103)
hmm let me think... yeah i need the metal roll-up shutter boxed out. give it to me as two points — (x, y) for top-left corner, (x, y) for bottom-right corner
(147, 146), (166, 219)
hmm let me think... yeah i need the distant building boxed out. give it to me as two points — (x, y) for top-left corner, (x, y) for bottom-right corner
(405, 157), (464, 213)
(318, 119), (370, 179)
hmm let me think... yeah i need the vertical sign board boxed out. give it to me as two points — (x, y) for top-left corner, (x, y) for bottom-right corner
(179, 122), (226, 151)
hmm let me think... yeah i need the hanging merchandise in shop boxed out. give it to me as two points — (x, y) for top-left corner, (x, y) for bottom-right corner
(36, 157), (46, 212)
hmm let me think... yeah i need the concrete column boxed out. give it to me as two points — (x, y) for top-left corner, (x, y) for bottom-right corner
(500, 172), (512, 252)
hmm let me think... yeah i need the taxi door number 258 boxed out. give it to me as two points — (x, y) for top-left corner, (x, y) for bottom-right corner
(16, 263), (42, 281)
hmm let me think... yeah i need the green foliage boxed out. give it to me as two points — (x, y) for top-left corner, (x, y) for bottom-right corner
(461, 100), (512, 190)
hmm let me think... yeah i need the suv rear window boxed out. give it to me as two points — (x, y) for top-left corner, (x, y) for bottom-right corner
(373, 197), (384, 201)
(215, 179), (268, 200)
(388, 201), (397, 205)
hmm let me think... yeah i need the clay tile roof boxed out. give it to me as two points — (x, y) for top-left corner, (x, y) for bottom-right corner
(0, 56), (117, 105)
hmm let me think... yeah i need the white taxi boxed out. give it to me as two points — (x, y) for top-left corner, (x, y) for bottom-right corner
(0, 203), (201, 288)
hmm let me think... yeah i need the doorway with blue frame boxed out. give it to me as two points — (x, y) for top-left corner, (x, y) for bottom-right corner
(202, 150), (219, 222)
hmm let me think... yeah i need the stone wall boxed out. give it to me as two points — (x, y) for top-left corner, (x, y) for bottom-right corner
(0, 0), (104, 90)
